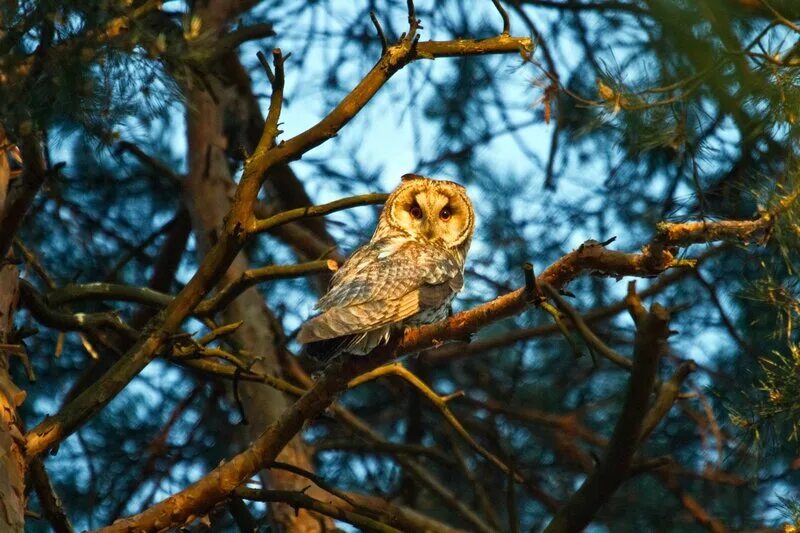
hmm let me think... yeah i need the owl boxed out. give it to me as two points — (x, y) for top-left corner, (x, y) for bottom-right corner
(298, 174), (475, 358)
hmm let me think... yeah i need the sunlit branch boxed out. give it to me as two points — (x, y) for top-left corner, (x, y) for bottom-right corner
(252, 194), (388, 234)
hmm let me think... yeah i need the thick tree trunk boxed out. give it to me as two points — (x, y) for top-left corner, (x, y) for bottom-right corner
(0, 131), (26, 532)
(184, 83), (333, 531)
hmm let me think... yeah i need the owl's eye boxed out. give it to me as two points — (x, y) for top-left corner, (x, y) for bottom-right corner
(410, 203), (423, 219)
(439, 206), (451, 221)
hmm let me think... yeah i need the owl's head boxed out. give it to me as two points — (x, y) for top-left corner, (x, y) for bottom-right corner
(374, 174), (475, 250)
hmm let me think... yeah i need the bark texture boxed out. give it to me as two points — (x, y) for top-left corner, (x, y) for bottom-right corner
(0, 131), (26, 532)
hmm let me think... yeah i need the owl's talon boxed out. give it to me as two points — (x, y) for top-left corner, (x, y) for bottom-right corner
(432, 338), (444, 348)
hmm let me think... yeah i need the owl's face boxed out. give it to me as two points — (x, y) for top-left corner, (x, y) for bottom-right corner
(375, 174), (475, 250)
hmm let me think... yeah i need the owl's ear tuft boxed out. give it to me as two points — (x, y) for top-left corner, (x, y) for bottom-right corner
(400, 173), (426, 182)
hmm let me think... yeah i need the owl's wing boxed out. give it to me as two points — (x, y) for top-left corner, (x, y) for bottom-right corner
(297, 239), (462, 344)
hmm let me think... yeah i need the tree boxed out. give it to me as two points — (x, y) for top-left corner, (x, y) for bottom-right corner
(1, 0), (798, 531)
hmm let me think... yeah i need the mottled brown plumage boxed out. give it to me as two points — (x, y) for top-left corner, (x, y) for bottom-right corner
(298, 175), (475, 358)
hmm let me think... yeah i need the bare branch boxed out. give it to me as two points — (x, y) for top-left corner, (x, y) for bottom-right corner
(654, 187), (798, 248)
(541, 282), (632, 370)
(491, 0), (512, 35)
(369, 11), (388, 55)
(42, 260), (337, 317)
(236, 488), (402, 533)
(256, 50), (274, 85)
(253, 194), (388, 234)
(425, 246), (726, 365)
(523, 261), (539, 303)
(29, 459), (73, 533)
(639, 361), (696, 443)
(196, 260), (337, 315)
(115, 142), (181, 183)
(253, 48), (285, 157)
(543, 291), (671, 532)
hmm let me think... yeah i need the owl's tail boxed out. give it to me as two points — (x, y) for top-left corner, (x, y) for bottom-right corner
(302, 335), (356, 361)
(299, 311), (393, 359)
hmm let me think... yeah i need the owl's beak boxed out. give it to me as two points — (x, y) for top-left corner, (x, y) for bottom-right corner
(422, 219), (436, 241)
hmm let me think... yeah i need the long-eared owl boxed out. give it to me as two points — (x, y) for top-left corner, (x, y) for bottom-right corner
(298, 174), (475, 358)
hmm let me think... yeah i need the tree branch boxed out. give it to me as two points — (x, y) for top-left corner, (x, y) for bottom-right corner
(235, 488), (402, 533)
(0, 132), (47, 258)
(28, 458), (73, 533)
(543, 285), (670, 532)
(253, 193), (388, 233)
(24, 12), (531, 464)
(639, 361), (696, 443)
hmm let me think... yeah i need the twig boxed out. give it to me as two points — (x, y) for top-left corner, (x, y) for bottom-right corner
(657, 470), (727, 533)
(447, 434), (503, 530)
(213, 23), (276, 59)
(232, 368), (248, 425)
(236, 488), (401, 533)
(331, 405), (495, 533)
(538, 301), (585, 360)
(116, 142), (180, 183)
(256, 50), (274, 84)
(406, 0), (418, 35)
(196, 321), (244, 346)
(254, 48), (285, 156)
(541, 282), (632, 370)
(266, 461), (360, 509)
(197, 260), (337, 315)
(314, 439), (455, 465)
(506, 454), (519, 533)
(626, 280), (647, 325)
(252, 193), (388, 233)
(523, 261), (539, 303)
(639, 361), (696, 443)
(491, 0), (511, 35)
(29, 458), (73, 533)
(369, 11), (388, 55)
(333, 491), (470, 533)
(226, 496), (257, 533)
(47, 283), (174, 308)
(628, 455), (672, 477)
(179, 358), (306, 397)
